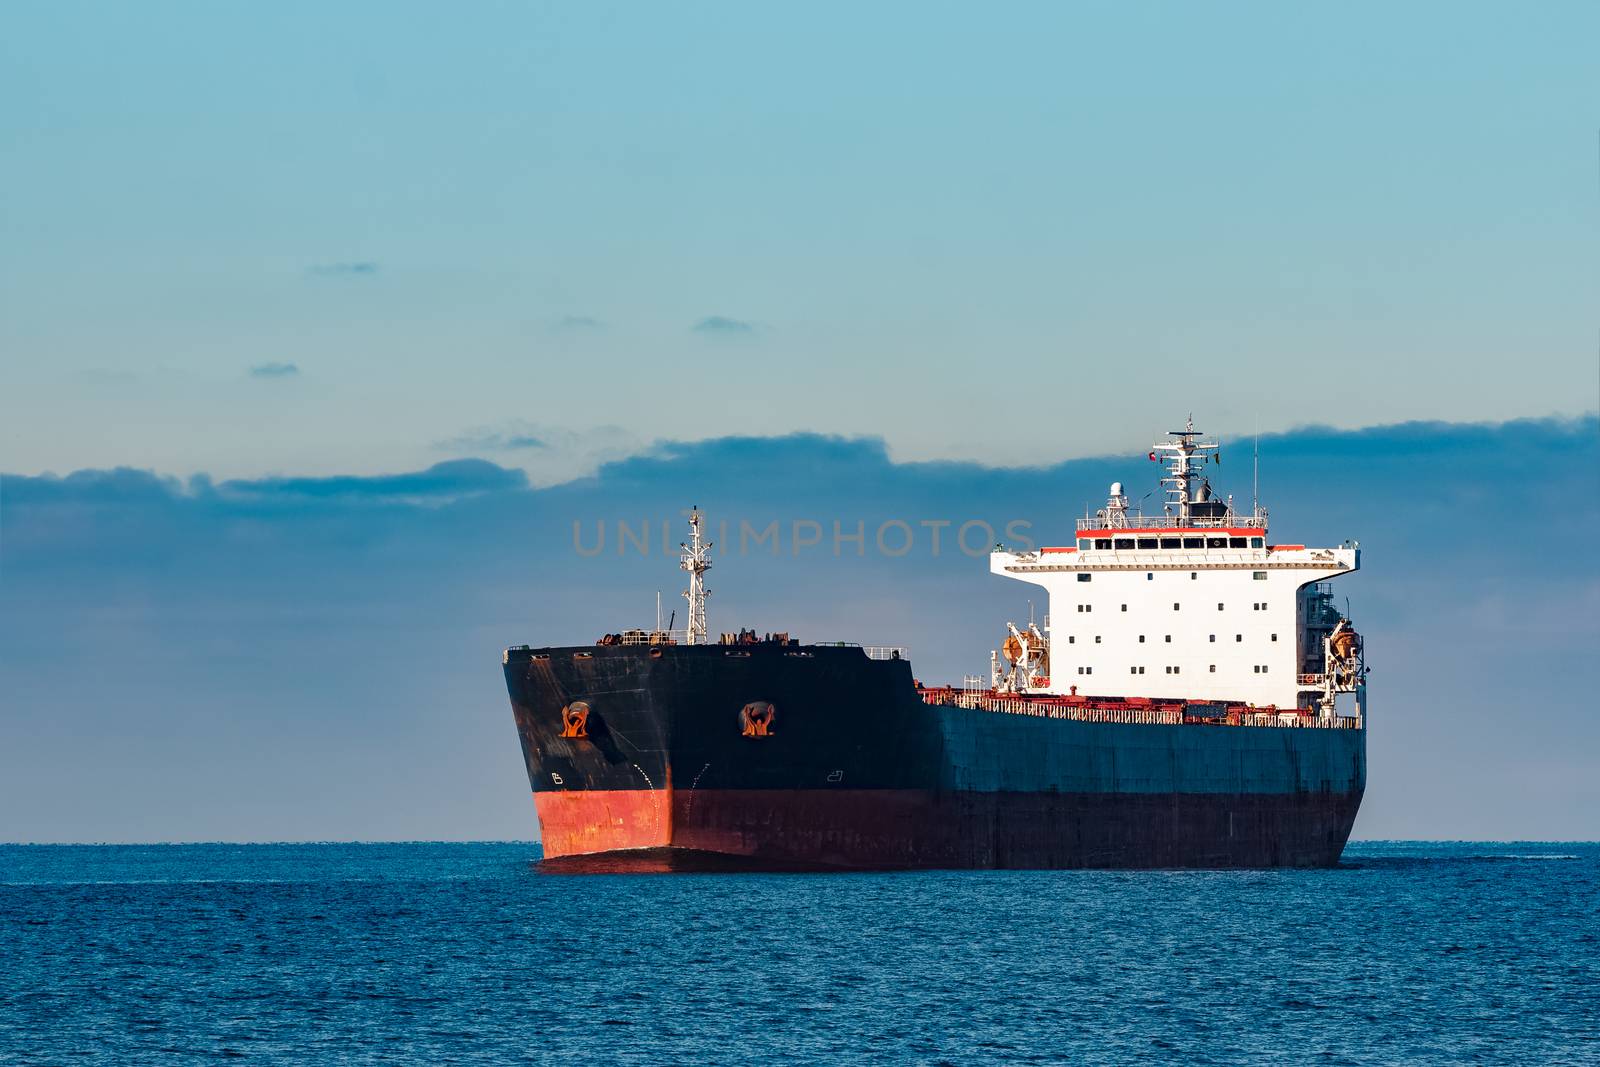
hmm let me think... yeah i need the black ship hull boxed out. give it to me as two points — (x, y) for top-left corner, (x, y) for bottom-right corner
(504, 643), (1365, 870)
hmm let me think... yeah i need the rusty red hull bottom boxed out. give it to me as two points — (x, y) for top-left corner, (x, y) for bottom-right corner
(534, 787), (1362, 870)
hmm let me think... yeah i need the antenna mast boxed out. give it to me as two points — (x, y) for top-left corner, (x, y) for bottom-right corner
(680, 506), (712, 645)
(1153, 416), (1218, 524)
(1253, 417), (1260, 513)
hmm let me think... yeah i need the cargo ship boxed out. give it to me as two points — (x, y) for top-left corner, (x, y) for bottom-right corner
(502, 421), (1368, 869)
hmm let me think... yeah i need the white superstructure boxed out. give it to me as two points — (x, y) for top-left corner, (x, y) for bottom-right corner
(989, 420), (1366, 719)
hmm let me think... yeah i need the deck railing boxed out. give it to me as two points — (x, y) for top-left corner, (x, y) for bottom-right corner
(1075, 511), (1268, 532)
(918, 688), (1360, 729)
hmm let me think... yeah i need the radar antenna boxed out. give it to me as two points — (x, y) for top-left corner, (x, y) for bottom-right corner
(680, 507), (712, 645)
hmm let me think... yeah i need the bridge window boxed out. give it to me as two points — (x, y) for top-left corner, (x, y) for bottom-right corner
(1138, 537), (1159, 549)
(1160, 538), (1181, 549)
(1078, 539), (1091, 550)
(1230, 537), (1247, 548)
(1095, 539), (1112, 550)
(1183, 537), (1204, 549)
(1207, 537), (1228, 548)
(1114, 538), (1134, 550)
(1250, 537), (1264, 548)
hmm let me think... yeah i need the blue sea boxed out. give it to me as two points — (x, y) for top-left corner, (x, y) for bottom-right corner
(1, 842), (1595, 1065)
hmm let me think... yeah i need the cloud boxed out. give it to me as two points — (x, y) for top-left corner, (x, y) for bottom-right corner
(551, 315), (604, 333)
(692, 315), (755, 334)
(2, 415), (1597, 842)
(214, 459), (527, 503)
(249, 362), (299, 379)
(307, 262), (379, 277)
(435, 429), (549, 453)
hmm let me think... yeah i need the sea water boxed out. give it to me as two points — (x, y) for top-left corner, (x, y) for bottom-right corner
(1, 841), (1595, 1064)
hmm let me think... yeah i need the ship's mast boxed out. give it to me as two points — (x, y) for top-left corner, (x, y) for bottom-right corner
(680, 507), (712, 645)
(1153, 416), (1219, 524)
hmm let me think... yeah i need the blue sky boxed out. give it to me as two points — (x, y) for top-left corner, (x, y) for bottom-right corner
(3, 2), (1597, 479)
(1, 5), (1597, 843)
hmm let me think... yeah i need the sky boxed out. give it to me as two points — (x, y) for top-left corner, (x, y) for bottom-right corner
(1, 4), (1598, 844)
(2, 2), (1598, 481)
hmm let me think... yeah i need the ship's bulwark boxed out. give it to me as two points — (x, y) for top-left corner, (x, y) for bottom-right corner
(507, 645), (1365, 870)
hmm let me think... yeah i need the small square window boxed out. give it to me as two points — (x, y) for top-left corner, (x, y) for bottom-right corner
(1077, 573), (1091, 583)
(1173, 602), (1181, 611)
(1217, 602), (1224, 611)
(1094, 636), (1101, 644)
(1086, 605), (1093, 613)
(1130, 666), (1138, 675)
(1146, 572), (1154, 580)
(1139, 635), (1146, 644)
(1209, 635), (1216, 643)
(1164, 635), (1172, 643)
(1068, 636), (1075, 644)
(1138, 666), (1145, 674)
(1253, 665), (1260, 673)
(1236, 635), (1243, 642)
(1253, 571), (1268, 580)
(1191, 572), (1198, 580)
(1260, 665), (1267, 674)
(1086, 667), (1093, 675)
(1208, 664), (1216, 673)
(1121, 604), (1128, 612)
(1165, 666), (1172, 674)
(1271, 633), (1277, 642)
(1173, 666), (1180, 675)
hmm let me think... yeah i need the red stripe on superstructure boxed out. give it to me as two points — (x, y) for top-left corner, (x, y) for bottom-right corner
(1066, 527), (1267, 540)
